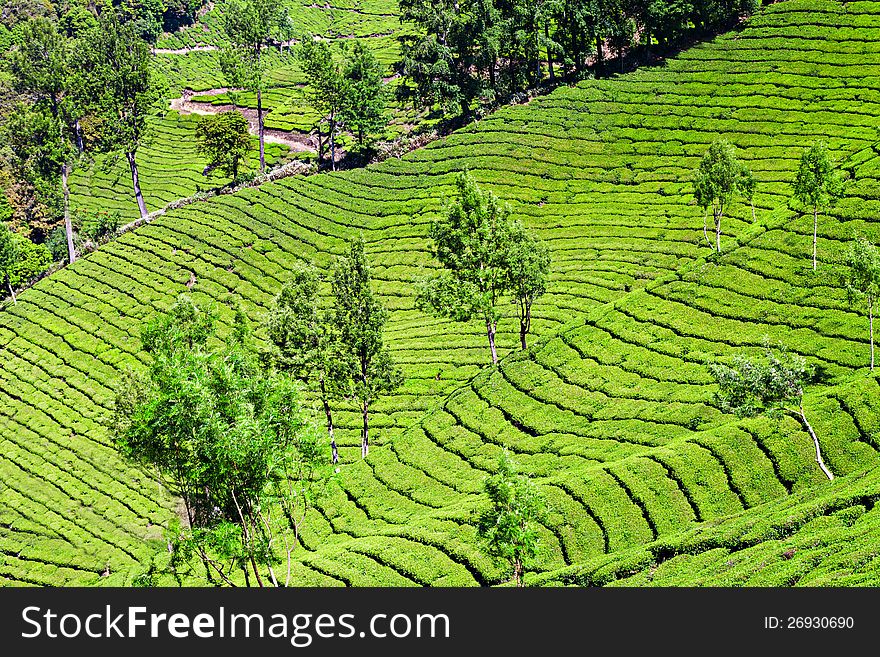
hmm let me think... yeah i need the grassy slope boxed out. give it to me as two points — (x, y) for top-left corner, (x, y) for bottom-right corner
(2, 0), (880, 585)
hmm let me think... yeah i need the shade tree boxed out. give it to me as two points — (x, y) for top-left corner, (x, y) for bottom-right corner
(708, 343), (833, 481)
(267, 261), (342, 464)
(792, 141), (844, 271)
(477, 450), (545, 587)
(845, 235), (880, 371)
(692, 139), (754, 254)
(113, 295), (326, 586)
(331, 237), (402, 458)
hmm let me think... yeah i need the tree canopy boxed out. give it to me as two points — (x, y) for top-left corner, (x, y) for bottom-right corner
(331, 236), (402, 458)
(845, 234), (880, 372)
(793, 141), (844, 271)
(477, 450), (544, 587)
(113, 295), (325, 586)
(195, 110), (252, 180)
(692, 139), (754, 253)
(708, 343), (833, 480)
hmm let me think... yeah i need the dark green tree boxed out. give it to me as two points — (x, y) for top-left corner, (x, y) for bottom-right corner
(76, 11), (162, 221)
(692, 139), (754, 254)
(113, 295), (325, 586)
(418, 170), (513, 365)
(398, 0), (490, 117)
(341, 40), (387, 150)
(477, 450), (544, 587)
(845, 235), (880, 372)
(505, 222), (551, 350)
(5, 17), (81, 263)
(708, 344), (833, 481)
(195, 110), (252, 180)
(267, 261), (341, 464)
(220, 0), (283, 171)
(793, 141), (844, 271)
(299, 36), (347, 170)
(331, 237), (402, 458)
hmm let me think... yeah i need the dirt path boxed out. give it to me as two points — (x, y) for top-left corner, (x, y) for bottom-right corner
(153, 44), (219, 55)
(170, 89), (318, 152)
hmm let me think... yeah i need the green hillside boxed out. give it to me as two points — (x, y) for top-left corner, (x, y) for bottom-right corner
(3, 0), (880, 585)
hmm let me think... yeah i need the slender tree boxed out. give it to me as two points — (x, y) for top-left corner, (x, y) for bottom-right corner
(477, 450), (544, 587)
(341, 40), (388, 150)
(0, 223), (18, 304)
(692, 139), (754, 254)
(221, 0), (283, 171)
(793, 141), (844, 271)
(76, 12), (161, 221)
(332, 237), (402, 458)
(505, 221), (551, 350)
(845, 235), (880, 371)
(6, 18), (80, 264)
(418, 170), (513, 365)
(267, 261), (341, 464)
(709, 344), (833, 481)
(299, 36), (348, 170)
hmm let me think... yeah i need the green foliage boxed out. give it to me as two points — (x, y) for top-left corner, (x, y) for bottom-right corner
(505, 221), (551, 350)
(267, 260), (343, 462)
(398, 0), (489, 117)
(220, 0), (280, 93)
(341, 40), (388, 149)
(708, 344), (813, 418)
(692, 139), (754, 253)
(0, 222), (17, 294)
(76, 12), (161, 156)
(3, 229), (52, 289)
(477, 451), (544, 586)
(113, 294), (325, 585)
(4, 17), (80, 231)
(195, 110), (252, 180)
(331, 236), (402, 457)
(78, 209), (121, 243)
(844, 234), (880, 370)
(418, 169), (514, 364)
(793, 142), (844, 214)
(844, 235), (880, 311)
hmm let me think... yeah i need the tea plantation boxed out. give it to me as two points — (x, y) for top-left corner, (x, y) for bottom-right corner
(3, 0), (880, 585)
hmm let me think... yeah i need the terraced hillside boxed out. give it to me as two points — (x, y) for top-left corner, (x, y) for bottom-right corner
(3, 0), (880, 586)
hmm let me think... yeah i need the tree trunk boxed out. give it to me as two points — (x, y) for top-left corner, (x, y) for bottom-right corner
(703, 206), (713, 249)
(596, 36), (604, 68)
(513, 557), (523, 587)
(715, 210), (722, 253)
(126, 151), (149, 220)
(330, 111), (337, 172)
(812, 205), (818, 271)
(257, 89), (266, 171)
(487, 319), (498, 366)
(545, 23), (554, 81)
(319, 375), (338, 464)
(61, 162), (76, 264)
(798, 403), (834, 481)
(870, 297), (875, 372)
(361, 398), (369, 459)
(520, 300), (531, 351)
(74, 120), (84, 153)
(6, 277), (15, 305)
